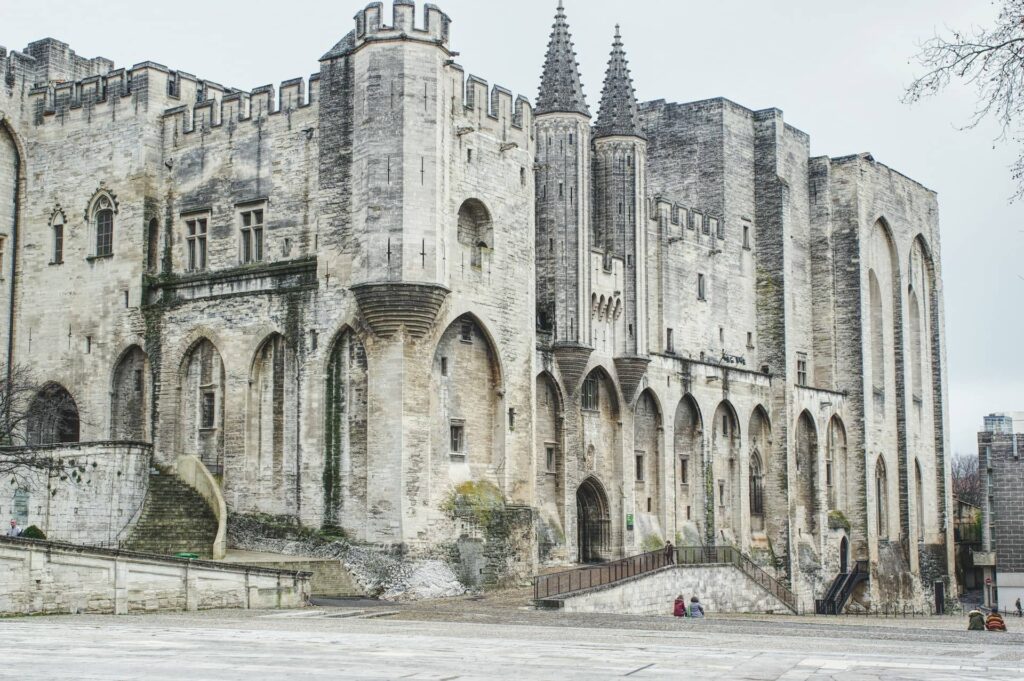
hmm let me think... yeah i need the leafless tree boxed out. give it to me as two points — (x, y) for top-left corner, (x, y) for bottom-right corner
(904, 0), (1024, 200)
(951, 453), (983, 507)
(0, 362), (87, 484)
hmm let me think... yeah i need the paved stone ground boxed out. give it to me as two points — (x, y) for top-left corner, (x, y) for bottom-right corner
(3, 592), (1023, 679)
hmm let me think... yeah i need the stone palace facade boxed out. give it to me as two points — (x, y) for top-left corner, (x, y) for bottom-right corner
(0, 1), (955, 607)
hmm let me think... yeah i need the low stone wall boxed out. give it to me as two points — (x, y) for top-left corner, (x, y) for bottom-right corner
(0, 442), (151, 546)
(0, 537), (310, 615)
(551, 564), (791, 615)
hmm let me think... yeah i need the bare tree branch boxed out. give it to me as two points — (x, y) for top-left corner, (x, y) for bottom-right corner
(951, 452), (983, 507)
(0, 362), (87, 486)
(904, 0), (1024, 200)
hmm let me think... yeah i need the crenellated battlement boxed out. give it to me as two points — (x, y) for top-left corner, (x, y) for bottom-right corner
(162, 74), (320, 143)
(447, 64), (532, 144)
(353, 1), (451, 50)
(648, 195), (720, 242)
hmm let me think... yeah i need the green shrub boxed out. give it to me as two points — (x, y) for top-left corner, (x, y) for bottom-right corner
(21, 525), (46, 540)
(641, 534), (665, 552)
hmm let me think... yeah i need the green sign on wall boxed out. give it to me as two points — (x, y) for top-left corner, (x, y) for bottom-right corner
(626, 513), (634, 530)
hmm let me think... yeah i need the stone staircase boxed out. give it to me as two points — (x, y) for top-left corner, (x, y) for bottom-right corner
(123, 467), (218, 558)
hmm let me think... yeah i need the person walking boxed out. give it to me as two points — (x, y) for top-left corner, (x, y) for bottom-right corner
(7, 519), (22, 537)
(664, 540), (675, 565)
(1015, 598), (1022, 618)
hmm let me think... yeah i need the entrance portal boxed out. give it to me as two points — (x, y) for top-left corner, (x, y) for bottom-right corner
(840, 536), (849, 574)
(577, 477), (610, 563)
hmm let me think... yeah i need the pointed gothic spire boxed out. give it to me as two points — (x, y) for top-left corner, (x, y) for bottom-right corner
(594, 25), (641, 138)
(536, 1), (590, 117)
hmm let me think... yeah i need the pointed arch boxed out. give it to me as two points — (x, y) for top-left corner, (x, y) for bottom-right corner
(748, 405), (771, 533)
(577, 476), (611, 563)
(110, 344), (150, 441)
(581, 366), (620, 417)
(711, 400), (741, 538)
(27, 383), (80, 445)
(875, 455), (890, 540)
(178, 337), (225, 474)
(431, 313), (504, 476)
(634, 388), (662, 516)
(673, 394), (702, 529)
(826, 415), (848, 512)
(324, 326), (368, 533)
(795, 410), (819, 535)
(86, 187), (118, 258)
(246, 332), (299, 515)
(49, 205), (67, 265)
(536, 370), (566, 554)
(749, 450), (764, 516)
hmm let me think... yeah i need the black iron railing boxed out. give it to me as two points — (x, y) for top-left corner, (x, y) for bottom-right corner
(533, 549), (672, 601)
(533, 545), (798, 613)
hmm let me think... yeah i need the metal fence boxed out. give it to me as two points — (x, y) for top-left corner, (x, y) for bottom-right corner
(533, 545), (797, 613)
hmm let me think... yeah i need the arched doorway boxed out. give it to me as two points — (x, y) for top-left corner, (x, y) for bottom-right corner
(840, 536), (849, 574)
(27, 384), (80, 445)
(577, 477), (610, 563)
(110, 345), (150, 441)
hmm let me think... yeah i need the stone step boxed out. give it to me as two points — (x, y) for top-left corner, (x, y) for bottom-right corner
(124, 468), (219, 558)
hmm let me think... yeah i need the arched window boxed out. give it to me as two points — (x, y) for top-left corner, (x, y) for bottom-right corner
(457, 199), (493, 269)
(876, 456), (889, 540)
(89, 192), (116, 257)
(51, 210), (65, 264)
(869, 270), (884, 393)
(749, 451), (764, 516)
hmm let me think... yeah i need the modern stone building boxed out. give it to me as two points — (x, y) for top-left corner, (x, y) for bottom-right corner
(0, 0), (954, 608)
(976, 422), (1024, 610)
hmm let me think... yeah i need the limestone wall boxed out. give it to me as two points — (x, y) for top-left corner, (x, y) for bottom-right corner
(554, 564), (791, 615)
(0, 537), (309, 615)
(0, 442), (150, 546)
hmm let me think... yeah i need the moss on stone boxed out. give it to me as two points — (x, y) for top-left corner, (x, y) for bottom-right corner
(828, 510), (851, 531)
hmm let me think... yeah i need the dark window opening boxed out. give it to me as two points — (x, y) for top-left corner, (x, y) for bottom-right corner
(95, 209), (114, 257)
(52, 223), (64, 264)
(582, 375), (599, 411)
(186, 217), (208, 271)
(201, 391), (216, 429)
(450, 423), (464, 454)
(240, 209), (265, 264)
(635, 453), (645, 482)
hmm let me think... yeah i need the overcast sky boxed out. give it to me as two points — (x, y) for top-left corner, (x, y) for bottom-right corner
(4, 0), (1022, 458)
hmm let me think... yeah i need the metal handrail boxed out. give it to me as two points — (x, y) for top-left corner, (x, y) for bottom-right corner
(533, 549), (673, 600)
(533, 545), (798, 613)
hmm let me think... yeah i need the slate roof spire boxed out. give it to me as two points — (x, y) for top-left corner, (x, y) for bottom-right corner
(594, 25), (641, 138)
(536, 1), (590, 117)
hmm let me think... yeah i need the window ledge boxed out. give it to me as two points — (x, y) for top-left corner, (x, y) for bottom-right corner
(198, 427), (218, 433)
(449, 453), (466, 461)
(86, 253), (113, 262)
(545, 470), (557, 476)
(48, 261), (64, 266)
